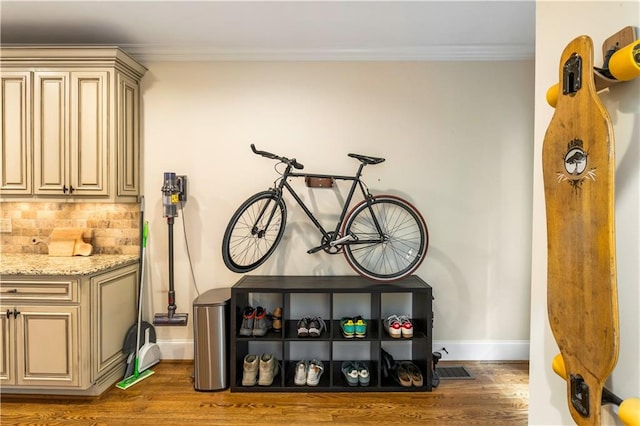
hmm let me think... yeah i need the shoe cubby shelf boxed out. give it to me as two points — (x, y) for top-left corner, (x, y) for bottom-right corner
(230, 275), (433, 392)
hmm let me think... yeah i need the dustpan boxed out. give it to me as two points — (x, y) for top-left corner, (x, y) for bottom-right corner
(138, 327), (161, 371)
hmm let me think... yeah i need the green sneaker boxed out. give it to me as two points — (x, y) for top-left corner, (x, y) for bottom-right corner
(354, 316), (367, 338)
(340, 317), (355, 338)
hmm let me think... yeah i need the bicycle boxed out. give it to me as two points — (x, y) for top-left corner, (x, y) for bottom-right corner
(222, 144), (429, 282)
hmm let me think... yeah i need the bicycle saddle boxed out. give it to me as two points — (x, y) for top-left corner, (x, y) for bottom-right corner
(348, 153), (385, 165)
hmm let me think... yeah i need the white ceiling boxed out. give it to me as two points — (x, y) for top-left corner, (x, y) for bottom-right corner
(0, 1), (536, 62)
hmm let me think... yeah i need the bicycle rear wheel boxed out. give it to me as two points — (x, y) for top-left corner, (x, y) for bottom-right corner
(342, 195), (428, 281)
(222, 191), (287, 273)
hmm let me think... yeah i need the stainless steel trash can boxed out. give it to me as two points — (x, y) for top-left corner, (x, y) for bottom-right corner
(193, 288), (231, 391)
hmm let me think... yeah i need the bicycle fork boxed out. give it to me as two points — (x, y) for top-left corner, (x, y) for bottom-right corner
(252, 190), (284, 237)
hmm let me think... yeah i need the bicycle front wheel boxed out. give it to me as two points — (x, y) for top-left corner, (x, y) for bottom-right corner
(342, 195), (428, 281)
(222, 191), (287, 273)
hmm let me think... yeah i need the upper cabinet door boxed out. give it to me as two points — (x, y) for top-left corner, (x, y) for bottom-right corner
(69, 71), (109, 196)
(33, 71), (69, 195)
(116, 73), (140, 197)
(0, 72), (32, 194)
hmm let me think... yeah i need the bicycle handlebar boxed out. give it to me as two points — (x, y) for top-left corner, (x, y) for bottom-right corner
(251, 144), (304, 170)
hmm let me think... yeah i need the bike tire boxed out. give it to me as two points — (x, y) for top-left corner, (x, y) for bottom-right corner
(342, 195), (428, 281)
(222, 191), (287, 273)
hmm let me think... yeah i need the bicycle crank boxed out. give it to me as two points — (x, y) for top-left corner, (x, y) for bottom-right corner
(307, 233), (355, 255)
(330, 233), (357, 247)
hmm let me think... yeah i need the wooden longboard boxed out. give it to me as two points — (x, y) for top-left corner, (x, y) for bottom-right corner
(543, 35), (619, 425)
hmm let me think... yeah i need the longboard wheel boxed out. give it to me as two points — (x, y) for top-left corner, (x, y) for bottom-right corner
(608, 39), (640, 81)
(546, 83), (560, 108)
(619, 397), (640, 426)
(552, 353), (567, 378)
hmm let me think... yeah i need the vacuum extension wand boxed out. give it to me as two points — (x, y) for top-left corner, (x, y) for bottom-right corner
(154, 172), (189, 326)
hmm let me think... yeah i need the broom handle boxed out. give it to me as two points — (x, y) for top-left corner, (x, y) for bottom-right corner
(134, 221), (149, 375)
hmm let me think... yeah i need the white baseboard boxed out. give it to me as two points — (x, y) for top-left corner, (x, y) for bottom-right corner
(157, 339), (530, 361)
(157, 339), (194, 360)
(433, 340), (530, 361)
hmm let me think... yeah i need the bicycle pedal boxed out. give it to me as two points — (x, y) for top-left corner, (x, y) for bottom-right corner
(307, 245), (326, 254)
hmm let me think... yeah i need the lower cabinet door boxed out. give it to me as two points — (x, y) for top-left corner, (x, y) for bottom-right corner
(0, 307), (16, 385)
(15, 305), (80, 387)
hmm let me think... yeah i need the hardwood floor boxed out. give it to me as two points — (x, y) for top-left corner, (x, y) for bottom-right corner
(0, 361), (529, 425)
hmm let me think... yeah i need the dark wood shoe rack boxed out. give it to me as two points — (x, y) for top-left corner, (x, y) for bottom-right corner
(230, 275), (433, 392)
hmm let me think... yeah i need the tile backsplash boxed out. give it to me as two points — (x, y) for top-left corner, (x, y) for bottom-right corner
(0, 202), (140, 255)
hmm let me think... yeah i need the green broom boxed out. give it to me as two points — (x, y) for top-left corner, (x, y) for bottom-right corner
(117, 221), (155, 389)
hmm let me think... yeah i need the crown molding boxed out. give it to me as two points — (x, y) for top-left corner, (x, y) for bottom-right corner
(120, 44), (535, 63)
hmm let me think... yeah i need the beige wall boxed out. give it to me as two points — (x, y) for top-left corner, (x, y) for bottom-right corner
(140, 60), (535, 358)
(529, 1), (640, 424)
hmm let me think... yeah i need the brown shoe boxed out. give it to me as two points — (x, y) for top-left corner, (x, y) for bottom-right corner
(404, 362), (423, 387)
(272, 307), (282, 332)
(396, 363), (412, 387)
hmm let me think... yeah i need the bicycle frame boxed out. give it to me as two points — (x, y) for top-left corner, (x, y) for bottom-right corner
(263, 161), (385, 252)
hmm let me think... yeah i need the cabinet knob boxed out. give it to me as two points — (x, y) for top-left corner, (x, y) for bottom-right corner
(69, 185), (75, 194)
(63, 185), (68, 193)
(5, 309), (10, 318)
(13, 308), (20, 318)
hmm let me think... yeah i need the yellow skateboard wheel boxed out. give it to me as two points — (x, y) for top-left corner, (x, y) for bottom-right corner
(551, 353), (567, 378)
(546, 83), (560, 108)
(619, 397), (640, 426)
(609, 40), (640, 81)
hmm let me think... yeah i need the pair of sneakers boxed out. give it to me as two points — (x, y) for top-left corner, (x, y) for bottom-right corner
(297, 316), (326, 337)
(340, 316), (367, 338)
(239, 306), (272, 337)
(341, 360), (370, 386)
(384, 314), (413, 338)
(294, 359), (324, 386)
(242, 353), (279, 386)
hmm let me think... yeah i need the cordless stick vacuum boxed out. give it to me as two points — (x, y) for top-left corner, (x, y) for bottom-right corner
(154, 172), (189, 326)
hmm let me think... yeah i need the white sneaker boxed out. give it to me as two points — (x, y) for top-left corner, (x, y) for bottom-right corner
(294, 360), (308, 386)
(384, 314), (402, 338)
(258, 353), (279, 386)
(306, 359), (324, 386)
(397, 314), (414, 338)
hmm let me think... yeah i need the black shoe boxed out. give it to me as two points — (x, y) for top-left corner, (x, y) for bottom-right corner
(432, 352), (442, 388)
(381, 348), (396, 379)
(297, 317), (311, 337)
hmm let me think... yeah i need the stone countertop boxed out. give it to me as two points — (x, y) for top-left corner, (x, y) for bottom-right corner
(0, 253), (139, 276)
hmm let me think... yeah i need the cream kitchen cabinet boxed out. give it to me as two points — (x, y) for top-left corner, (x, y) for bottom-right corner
(33, 70), (109, 196)
(0, 46), (146, 201)
(0, 71), (31, 194)
(0, 260), (138, 395)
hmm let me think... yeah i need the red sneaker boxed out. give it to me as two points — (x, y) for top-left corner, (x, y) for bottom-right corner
(398, 315), (414, 338)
